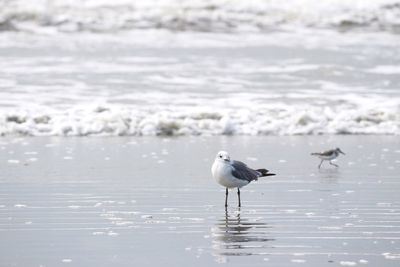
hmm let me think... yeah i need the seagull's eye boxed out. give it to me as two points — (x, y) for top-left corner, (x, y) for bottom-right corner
(219, 155), (222, 158)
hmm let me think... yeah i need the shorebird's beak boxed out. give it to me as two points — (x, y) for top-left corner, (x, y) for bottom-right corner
(339, 150), (345, 155)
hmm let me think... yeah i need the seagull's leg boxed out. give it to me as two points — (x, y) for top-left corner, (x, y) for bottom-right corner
(237, 188), (241, 207)
(330, 161), (339, 167)
(225, 188), (228, 207)
(318, 160), (324, 169)
(224, 207), (228, 231)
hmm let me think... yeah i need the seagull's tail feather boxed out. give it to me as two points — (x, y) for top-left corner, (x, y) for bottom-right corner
(311, 152), (320, 156)
(256, 168), (276, 177)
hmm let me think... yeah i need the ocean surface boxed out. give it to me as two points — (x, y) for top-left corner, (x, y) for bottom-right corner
(0, 0), (399, 136)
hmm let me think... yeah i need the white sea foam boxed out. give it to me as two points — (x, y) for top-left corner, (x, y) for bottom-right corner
(0, 100), (398, 136)
(23, 151), (38, 155)
(368, 65), (400, 75)
(291, 259), (306, 263)
(340, 261), (357, 266)
(382, 252), (400, 259)
(0, 0), (399, 33)
(107, 231), (119, 236)
(92, 231), (105, 235)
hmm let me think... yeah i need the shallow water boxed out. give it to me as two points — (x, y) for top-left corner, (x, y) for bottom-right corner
(0, 136), (399, 266)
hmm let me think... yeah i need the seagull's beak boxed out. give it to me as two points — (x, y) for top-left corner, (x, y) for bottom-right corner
(224, 158), (230, 162)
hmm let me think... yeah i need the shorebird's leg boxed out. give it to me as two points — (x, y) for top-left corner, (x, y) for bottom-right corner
(237, 188), (241, 207)
(225, 188), (228, 207)
(330, 161), (339, 167)
(318, 160), (324, 169)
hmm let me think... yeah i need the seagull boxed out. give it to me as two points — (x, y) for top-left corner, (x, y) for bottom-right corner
(211, 151), (276, 207)
(311, 147), (345, 168)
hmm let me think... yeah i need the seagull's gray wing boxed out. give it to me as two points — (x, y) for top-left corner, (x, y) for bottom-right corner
(231, 160), (260, 182)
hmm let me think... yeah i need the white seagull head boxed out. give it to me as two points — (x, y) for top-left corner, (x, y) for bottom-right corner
(215, 151), (231, 163)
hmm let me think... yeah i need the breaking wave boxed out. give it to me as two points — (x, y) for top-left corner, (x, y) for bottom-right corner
(1, 0), (400, 33)
(1, 103), (398, 136)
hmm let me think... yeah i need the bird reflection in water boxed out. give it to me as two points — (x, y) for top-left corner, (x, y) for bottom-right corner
(211, 207), (275, 258)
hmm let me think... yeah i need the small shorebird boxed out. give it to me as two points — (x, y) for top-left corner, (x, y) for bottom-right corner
(211, 151), (275, 207)
(311, 148), (345, 168)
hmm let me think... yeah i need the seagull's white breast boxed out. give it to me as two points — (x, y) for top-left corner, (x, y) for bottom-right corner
(211, 160), (249, 188)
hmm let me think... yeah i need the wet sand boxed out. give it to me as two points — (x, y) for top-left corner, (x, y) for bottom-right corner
(0, 136), (399, 266)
